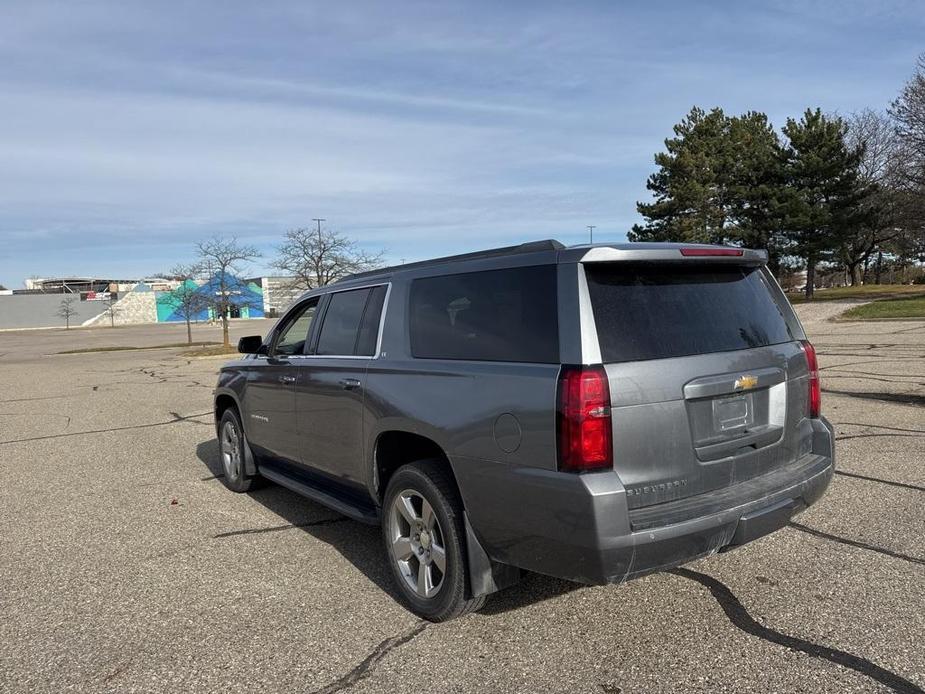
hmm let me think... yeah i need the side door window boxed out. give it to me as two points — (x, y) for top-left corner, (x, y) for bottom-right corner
(272, 299), (319, 357)
(315, 286), (386, 356)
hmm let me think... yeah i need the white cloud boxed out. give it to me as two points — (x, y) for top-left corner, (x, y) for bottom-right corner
(1, 0), (923, 285)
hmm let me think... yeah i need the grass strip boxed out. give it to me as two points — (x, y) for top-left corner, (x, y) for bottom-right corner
(58, 341), (219, 354)
(788, 284), (925, 304)
(840, 295), (925, 320)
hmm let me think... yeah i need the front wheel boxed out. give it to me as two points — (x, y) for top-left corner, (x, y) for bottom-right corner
(382, 462), (485, 621)
(218, 408), (258, 493)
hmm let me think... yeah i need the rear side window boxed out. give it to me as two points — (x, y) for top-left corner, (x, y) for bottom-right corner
(585, 264), (794, 363)
(410, 265), (559, 363)
(355, 285), (387, 356)
(316, 285), (387, 356)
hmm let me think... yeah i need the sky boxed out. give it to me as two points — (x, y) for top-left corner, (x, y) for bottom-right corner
(1, 0), (923, 288)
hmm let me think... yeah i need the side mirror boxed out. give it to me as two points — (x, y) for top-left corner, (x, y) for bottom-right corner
(237, 335), (264, 354)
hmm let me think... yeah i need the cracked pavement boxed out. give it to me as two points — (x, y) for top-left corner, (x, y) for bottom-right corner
(1, 309), (923, 693)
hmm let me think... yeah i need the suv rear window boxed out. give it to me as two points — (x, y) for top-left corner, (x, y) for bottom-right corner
(316, 285), (387, 357)
(410, 265), (559, 363)
(585, 264), (794, 363)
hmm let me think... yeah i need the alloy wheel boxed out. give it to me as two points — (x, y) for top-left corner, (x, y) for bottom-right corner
(220, 420), (242, 481)
(388, 490), (447, 598)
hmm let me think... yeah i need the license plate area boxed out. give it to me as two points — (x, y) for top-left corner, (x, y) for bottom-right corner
(686, 386), (777, 450)
(684, 368), (788, 462)
(713, 393), (753, 432)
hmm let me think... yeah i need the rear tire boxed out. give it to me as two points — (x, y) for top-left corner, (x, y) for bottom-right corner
(218, 408), (258, 493)
(382, 461), (485, 621)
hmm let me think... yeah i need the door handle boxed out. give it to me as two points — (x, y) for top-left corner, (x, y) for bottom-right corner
(339, 378), (362, 390)
(278, 375), (297, 384)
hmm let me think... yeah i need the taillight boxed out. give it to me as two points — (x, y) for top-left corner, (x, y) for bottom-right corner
(679, 248), (744, 257)
(800, 340), (821, 418)
(557, 365), (613, 472)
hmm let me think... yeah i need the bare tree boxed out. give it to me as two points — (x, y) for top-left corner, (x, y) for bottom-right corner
(889, 53), (925, 188)
(169, 263), (208, 345)
(274, 225), (384, 291)
(887, 53), (925, 270)
(56, 297), (78, 329)
(839, 110), (904, 285)
(104, 292), (119, 328)
(196, 236), (262, 347)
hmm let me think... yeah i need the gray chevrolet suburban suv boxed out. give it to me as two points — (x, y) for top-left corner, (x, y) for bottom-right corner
(213, 240), (834, 621)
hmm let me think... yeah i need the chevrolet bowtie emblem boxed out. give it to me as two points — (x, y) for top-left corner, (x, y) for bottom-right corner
(734, 375), (758, 390)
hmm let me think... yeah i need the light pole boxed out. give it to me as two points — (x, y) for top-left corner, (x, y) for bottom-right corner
(312, 218), (326, 246)
(587, 225), (596, 244)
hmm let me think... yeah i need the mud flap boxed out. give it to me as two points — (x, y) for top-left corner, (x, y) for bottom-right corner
(726, 497), (801, 548)
(242, 429), (258, 477)
(464, 513), (521, 598)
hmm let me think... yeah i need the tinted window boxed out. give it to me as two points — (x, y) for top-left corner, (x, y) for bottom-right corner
(410, 265), (559, 363)
(356, 285), (387, 356)
(585, 264), (794, 363)
(273, 300), (318, 356)
(316, 288), (371, 355)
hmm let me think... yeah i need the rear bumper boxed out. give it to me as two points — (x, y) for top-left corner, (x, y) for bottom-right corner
(600, 449), (832, 583)
(456, 417), (834, 585)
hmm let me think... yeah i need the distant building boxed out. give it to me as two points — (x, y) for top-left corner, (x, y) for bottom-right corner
(0, 273), (292, 329)
(156, 275), (266, 322)
(19, 276), (181, 295)
(248, 276), (304, 317)
(23, 277), (139, 293)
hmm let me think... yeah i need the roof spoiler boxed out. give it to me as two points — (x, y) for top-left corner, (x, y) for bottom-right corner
(580, 245), (768, 265)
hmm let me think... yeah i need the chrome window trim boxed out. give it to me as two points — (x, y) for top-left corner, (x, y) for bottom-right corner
(287, 354), (375, 361)
(577, 264), (602, 365)
(374, 282), (392, 358)
(304, 281), (392, 360)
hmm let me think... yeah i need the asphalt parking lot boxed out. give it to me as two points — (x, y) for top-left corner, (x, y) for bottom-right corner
(1, 309), (923, 694)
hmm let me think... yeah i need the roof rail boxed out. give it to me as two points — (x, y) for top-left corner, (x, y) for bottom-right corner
(337, 239), (565, 283)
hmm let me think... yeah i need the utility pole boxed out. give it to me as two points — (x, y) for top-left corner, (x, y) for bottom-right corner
(587, 225), (596, 244)
(312, 218), (326, 246)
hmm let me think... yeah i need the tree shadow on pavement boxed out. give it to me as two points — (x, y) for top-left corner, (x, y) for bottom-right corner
(196, 438), (580, 616)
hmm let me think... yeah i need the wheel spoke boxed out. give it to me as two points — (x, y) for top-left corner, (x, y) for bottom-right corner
(398, 494), (420, 525)
(421, 499), (435, 530)
(418, 561), (434, 596)
(430, 543), (446, 573)
(392, 535), (413, 561)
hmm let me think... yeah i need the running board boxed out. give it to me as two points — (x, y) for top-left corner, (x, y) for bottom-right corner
(259, 467), (379, 525)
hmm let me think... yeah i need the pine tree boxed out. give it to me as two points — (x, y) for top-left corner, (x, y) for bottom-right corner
(781, 109), (869, 299)
(631, 107), (734, 244)
(724, 111), (790, 274)
(631, 107), (790, 271)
